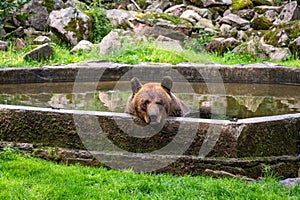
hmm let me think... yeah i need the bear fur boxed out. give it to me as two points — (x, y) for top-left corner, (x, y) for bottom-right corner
(125, 76), (189, 124)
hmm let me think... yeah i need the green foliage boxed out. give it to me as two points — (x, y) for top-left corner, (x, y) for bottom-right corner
(0, 146), (21, 160)
(0, 153), (299, 199)
(210, 51), (266, 65)
(88, 0), (113, 43)
(100, 39), (211, 64)
(0, 40), (100, 68)
(0, 0), (29, 32)
(184, 29), (215, 52)
(231, 0), (253, 10)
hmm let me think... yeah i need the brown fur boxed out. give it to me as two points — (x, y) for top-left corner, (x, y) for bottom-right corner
(125, 76), (189, 124)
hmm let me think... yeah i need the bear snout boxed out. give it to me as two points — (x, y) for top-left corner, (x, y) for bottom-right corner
(147, 103), (166, 124)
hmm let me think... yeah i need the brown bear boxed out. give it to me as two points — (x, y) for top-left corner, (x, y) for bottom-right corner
(125, 76), (189, 124)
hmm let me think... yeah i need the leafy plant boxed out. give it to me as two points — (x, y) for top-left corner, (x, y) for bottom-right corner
(88, 0), (113, 43)
(0, 0), (30, 37)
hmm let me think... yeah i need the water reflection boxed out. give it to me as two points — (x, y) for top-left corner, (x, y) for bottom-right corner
(0, 82), (299, 119)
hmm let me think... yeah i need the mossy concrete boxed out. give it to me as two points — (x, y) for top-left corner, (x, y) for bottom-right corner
(0, 105), (299, 158)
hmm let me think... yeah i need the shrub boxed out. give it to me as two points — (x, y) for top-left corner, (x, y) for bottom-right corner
(88, 0), (113, 43)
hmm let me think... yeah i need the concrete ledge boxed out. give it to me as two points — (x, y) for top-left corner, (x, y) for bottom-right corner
(0, 105), (299, 158)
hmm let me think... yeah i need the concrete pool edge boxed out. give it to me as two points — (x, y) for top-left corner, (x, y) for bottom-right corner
(0, 61), (299, 84)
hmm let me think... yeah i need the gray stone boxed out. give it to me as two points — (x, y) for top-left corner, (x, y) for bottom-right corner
(15, 38), (27, 51)
(105, 9), (136, 28)
(195, 18), (216, 29)
(260, 37), (291, 61)
(70, 40), (94, 53)
(22, 0), (49, 31)
(186, 6), (213, 20)
(203, 0), (232, 7)
(99, 31), (122, 55)
(220, 13), (251, 30)
(251, 13), (273, 30)
(155, 35), (183, 52)
(49, 7), (92, 45)
(129, 19), (190, 41)
(205, 37), (241, 54)
(274, 1), (300, 25)
(0, 40), (8, 51)
(34, 36), (51, 44)
(180, 10), (202, 23)
(24, 43), (54, 61)
(232, 9), (255, 20)
(164, 4), (185, 16)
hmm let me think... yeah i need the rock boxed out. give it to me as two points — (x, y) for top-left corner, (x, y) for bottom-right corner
(22, 0), (49, 31)
(254, 6), (282, 14)
(15, 38), (27, 51)
(70, 40), (94, 53)
(260, 37), (290, 61)
(274, 1), (300, 25)
(180, 10), (202, 23)
(155, 35), (183, 52)
(263, 20), (300, 47)
(0, 40), (8, 51)
(232, 9), (255, 20)
(203, 0), (232, 7)
(251, 13), (273, 30)
(49, 7), (92, 46)
(129, 13), (192, 41)
(147, 0), (171, 11)
(99, 31), (122, 55)
(33, 36), (51, 44)
(220, 24), (233, 35)
(288, 36), (300, 57)
(164, 4), (185, 16)
(205, 37), (241, 54)
(105, 9), (136, 28)
(24, 43), (54, 61)
(279, 178), (300, 187)
(195, 18), (216, 29)
(186, 6), (213, 20)
(220, 13), (251, 30)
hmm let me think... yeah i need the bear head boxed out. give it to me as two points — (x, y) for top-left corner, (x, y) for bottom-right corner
(126, 76), (187, 124)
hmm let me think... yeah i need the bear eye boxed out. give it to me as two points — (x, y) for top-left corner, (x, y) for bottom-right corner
(141, 100), (149, 111)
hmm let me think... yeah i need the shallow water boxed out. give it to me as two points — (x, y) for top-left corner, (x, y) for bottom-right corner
(0, 82), (299, 119)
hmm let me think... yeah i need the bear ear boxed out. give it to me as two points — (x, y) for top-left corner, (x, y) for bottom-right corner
(161, 76), (173, 93)
(130, 77), (142, 94)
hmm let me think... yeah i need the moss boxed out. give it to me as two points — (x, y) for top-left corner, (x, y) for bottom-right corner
(136, 12), (192, 26)
(231, 0), (253, 10)
(41, 0), (60, 12)
(251, 15), (273, 30)
(263, 20), (300, 46)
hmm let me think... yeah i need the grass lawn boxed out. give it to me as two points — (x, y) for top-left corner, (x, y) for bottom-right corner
(0, 149), (299, 199)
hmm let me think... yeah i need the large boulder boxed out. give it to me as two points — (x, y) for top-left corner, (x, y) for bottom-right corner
(99, 31), (122, 55)
(49, 7), (92, 46)
(22, 0), (50, 31)
(128, 12), (193, 41)
(273, 1), (300, 25)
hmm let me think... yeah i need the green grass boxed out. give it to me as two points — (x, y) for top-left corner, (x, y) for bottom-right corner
(0, 149), (299, 199)
(1, 39), (300, 68)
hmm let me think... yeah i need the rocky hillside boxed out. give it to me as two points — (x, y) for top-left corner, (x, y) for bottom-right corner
(1, 0), (300, 62)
